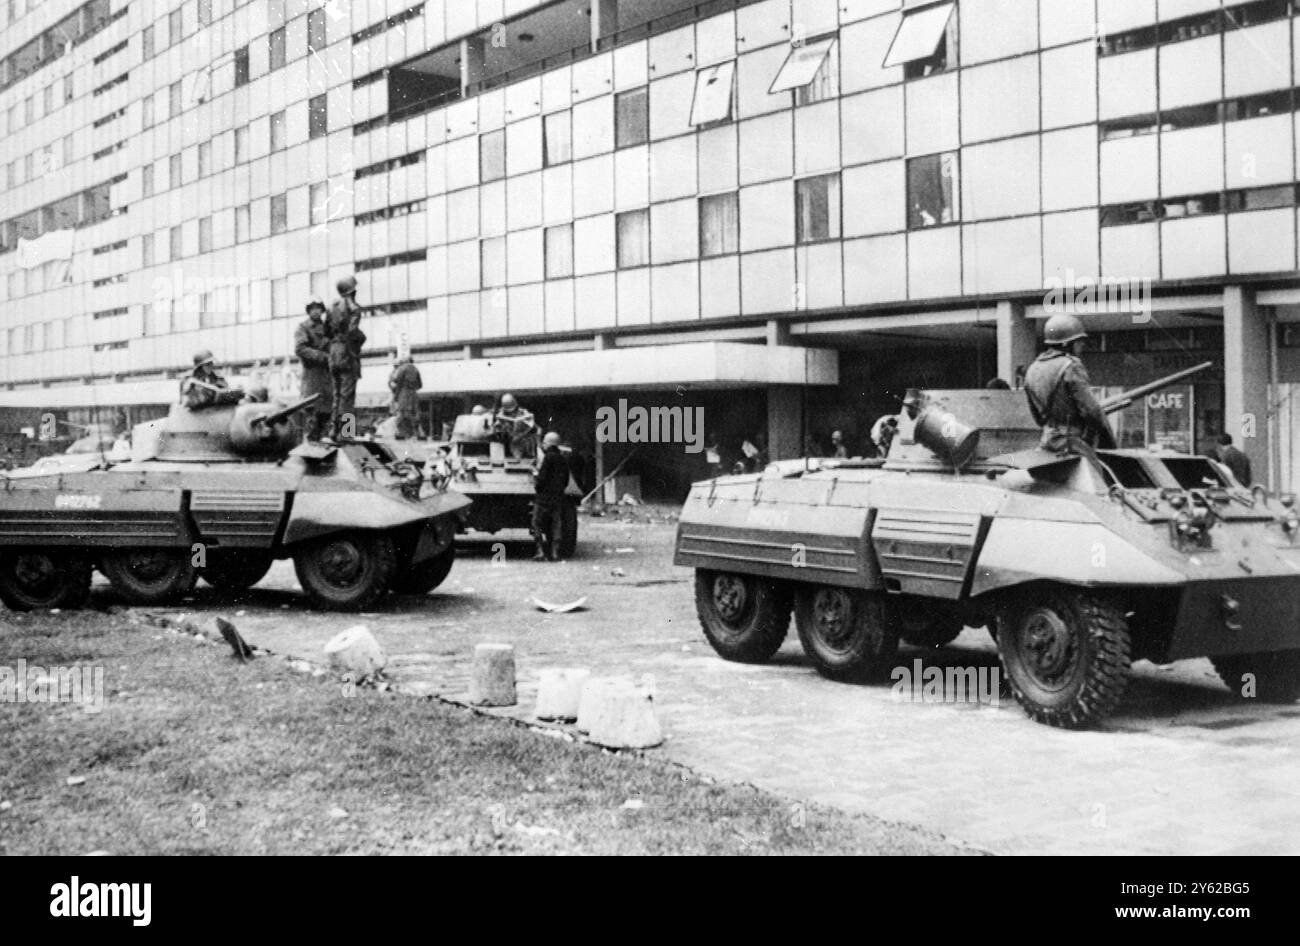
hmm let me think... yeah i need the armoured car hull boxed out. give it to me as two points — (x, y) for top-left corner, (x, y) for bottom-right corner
(676, 386), (1300, 728)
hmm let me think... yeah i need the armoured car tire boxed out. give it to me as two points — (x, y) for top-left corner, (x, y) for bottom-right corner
(1212, 650), (1300, 704)
(893, 600), (964, 649)
(557, 504), (579, 559)
(293, 531), (397, 611)
(100, 549), (199, 605)
(694, 570), (791, 664)
(391, 546), (455, 595)
(795, 586), (898, 682)
(0, 552), (92, 611)
(997, 588), (1131, 729)
(202, 553), (274, 591)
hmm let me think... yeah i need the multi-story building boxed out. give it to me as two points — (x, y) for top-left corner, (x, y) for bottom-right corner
(3, 0), (1300, 495)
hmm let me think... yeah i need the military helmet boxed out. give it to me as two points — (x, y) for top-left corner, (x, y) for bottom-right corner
(192, 349), (215, 368)
(1044, 314), (1088, 346)
(901, 389), (924, 409)
(337, 275), (358, 296)
(500, 393), (517, 411)
(543, 431), (562, 448)
(305, 295), (326, 314)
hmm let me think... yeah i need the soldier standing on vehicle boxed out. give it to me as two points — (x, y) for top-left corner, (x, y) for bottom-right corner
(494, 393), (538, 459)
(532, 431), (569, 562)
(1024, 314), (1117, 458)
(327, 275), (366, 438)
(180, 350), (245, 411)
(294, 296), (332, 441)
(388, 354), (423, 440)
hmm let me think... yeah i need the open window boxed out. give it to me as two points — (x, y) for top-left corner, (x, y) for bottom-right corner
(883, 1), (955, 78)
(690, 60), (735, 126)
(769, 36), (836, 97)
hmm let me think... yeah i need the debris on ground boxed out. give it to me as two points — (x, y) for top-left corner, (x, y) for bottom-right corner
(65, 776), (86, 787)
(531, 596), (588, 613)
(216, 617), (255, 662)
(324, 626), (386, 678)
(610, 568), (626, 578)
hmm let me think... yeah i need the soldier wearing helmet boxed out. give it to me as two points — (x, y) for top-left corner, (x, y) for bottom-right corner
(493, 392), (538, 459)
(532, 430), (569, 562)
(1024, 314), (1116, 456)
(294, 296), (332, 440)
(180, 350), (245, 411)
(326, 275), (366, 438)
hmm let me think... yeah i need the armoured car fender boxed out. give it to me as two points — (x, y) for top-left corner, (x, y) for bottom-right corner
(283, 490), (438, 545)
(969, 518), (1184, 596)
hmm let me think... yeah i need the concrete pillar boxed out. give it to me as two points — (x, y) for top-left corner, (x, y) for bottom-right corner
(767, 387), (802, 463)
(460, 37), (486, 93)
(996, 301), (1037, 389)
(1223, 286), (1272, 486)
(766, 319), (790, 347)
(593, 332), (613, 351)
(591, 0), (618, 50)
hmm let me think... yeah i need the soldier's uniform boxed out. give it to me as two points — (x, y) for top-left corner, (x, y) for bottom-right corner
(294, 298), (332, 440)
(494, 400), (538, 459)
(326, 278), (365, 438)
(180, 352), (244, 411)
(388, 358), (423, 439)
(1024, 317), (1115, 456)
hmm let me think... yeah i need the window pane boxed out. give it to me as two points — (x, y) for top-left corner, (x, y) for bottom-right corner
(481, 237), (507, 288)
(700, 192), (739, 256)
(198, 141), (210, 177)
(309, 181), (327, 226)
(270, 193), (287, 233)
(690, 61), (736, 126)
(269, 27), (286, 70)
(169, 80), (181, 117)
(142, 25), (154, 60)
(169, 8), (182, 46)
(142, 93), (154, 127)
(544, 111), (571, 166)
(270, 110), (285, 151)
(198, 0), (211, 27)
(617, 210), (649, 268)
(170, 225), (183, 258)
(796, 40), (838, 106)
(796, 174), (840, 243)
(235, 204), (249, 242)
(883, 2), (954, 67)
(234, 125), (247, 163)
(235, 46), (249, 86)
(770, 37), (835, 93)
(271, 278), (286, 319)
(907, 152), (959, 229)
(169, 153), (182, 186)
(616, 88), (649, 149)
(545, 224), (573, 278)
(480, 129), (505, 182)
(142, 233), (153, 266)
(142, 163), (153, 196)
(198, 216), (211, 252)
(309, 94), (328, 138)
(308, 9), (326, 53)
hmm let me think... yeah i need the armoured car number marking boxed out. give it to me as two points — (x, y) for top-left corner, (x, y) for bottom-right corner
(54, 495), (103, 510)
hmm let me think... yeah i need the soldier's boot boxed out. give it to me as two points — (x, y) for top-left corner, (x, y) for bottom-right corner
(532, 536), (548, 562)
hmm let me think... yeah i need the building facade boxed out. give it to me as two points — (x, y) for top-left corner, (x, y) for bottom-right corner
(2, 0), (1300, 495)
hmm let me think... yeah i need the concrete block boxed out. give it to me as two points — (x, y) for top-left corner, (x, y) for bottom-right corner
(581, 678), (664, 749)
(469, 643), (516, 706)
(323, 625), (385, 678)
(534, 668), (591, 722)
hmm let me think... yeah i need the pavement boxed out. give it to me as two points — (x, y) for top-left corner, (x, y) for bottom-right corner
(141, 512), (1300, 856)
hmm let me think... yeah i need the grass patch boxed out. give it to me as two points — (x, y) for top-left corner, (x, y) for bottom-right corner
(0, 610), (969, 855)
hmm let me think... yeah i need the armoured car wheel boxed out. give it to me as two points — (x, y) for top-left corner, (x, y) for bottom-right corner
(893, 600), (964, 650)
(795, 586), (897, 682)
(391, 547), (455, 595)
(293, 531), (397, 611)
(100, 549), (199, 605)
(0, 552), (91, 611)
(694, 570), (791, 664)
(1212, 650), (1300, 704)
(557, 504), (579, 559)
(202, 553), (274, 591)
(997, 589), (1131, 729)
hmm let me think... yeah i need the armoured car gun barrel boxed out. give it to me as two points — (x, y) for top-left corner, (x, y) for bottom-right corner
(251, 393), (322, 429)
(1099, 362), (1214, 414)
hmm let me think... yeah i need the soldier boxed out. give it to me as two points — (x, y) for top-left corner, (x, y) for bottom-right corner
(327, 275), (366, 439)
(1024, 314), (1116, 457)
(532, 431), (568, 562)
(294, 296), (332, 441)
(388, 354), (423, 440)
(870, 416), (899, 457)
(830, 430), (848, 459)
(180, 350), (245, 411)
(494, 393), (538, 459)
(1210, 433), (1253, 487)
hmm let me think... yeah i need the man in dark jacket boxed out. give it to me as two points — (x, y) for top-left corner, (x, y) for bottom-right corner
(1211, 433), (1252, 486)
(294, 296), (332, 441)
(327, 275), (366, 438)
(180, 350), (245, 411)
(532, 431), (569, 562)
(388, 354), (423, 439)
(1024, 314), (1116, 457)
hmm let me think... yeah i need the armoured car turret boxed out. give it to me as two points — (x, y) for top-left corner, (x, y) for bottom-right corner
(676, 364), (1300, 728)
(0, 394), (471, 612)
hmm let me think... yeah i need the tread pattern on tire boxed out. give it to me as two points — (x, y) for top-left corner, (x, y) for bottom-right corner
(0, 553), (92, 611)
(100, 550), (198, 605)
(998, 590), (1131, 729)
(293, 532), (397, 611)
(694, 570), (791, 664)
(795, 587), (897, 683)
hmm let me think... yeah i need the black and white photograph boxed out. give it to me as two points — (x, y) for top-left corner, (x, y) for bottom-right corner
(0, 0), (1295, 890)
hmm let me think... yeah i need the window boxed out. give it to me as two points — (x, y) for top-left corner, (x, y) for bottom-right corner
(235, 203), (249, 242)
(311, 270), (329, 301)
(62, 133), (73, 167)
(545, 224), (573, 279)
(25, 95), (33, 124)
(169, 153), (182, 187)
(42, 83), (52, 114)
(616, 210), (650, 268)
(269, 27), (286, 71)
(270, 278), (286, 319)
(308, 8), (326, 53)
(907, 152), (959, 228)
(198, 0), (211, 27)
(142, 93), (154, 127)
(309, 181), (327, 226)
(884, 1), (956, 79)
(270, 110), (285, 151)
(270, 193), (287, 234)
(198, 216), (211, 253)
(616, 88), (649, 149)
(700, 192), (739, 257)
(544, 111), (571, 166)
(480, 129), (505, 182)
(169, 79), (182, 117)
(1226, 184), (1298, 212)
(170, 224), (183, 259)
(690, 62), (736, 126)
(142, 232), (153, 267)
(481, 237), (507, 288)
(796, 174), (841, 243)
(1224, 89), (1293, 123)
(142, 25), (154, 60)
(142, 162), (154, 196)
(234, 124), (248, 163)
(309, 94), (328, 139)
(234, 45), (249, 86)
(771, 36), (838, 103)
(63, 75), (73, 102)
(198, 140), (210, 178)
(168, 8), (182, 46)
